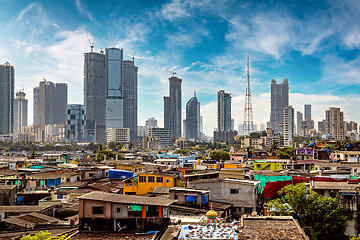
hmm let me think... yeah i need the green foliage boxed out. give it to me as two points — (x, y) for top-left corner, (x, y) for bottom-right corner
(174, 149), (191, 155)
(21, 231), (69, 240)
(350, 234), (360, 240)
(29, 150), (37, 159)
(177, 180), (186, 187)
(250, 132), (262, 139)
(209, 150), (230, 161)
(268, 184), (347, 240)
(276, 147), (295, 159)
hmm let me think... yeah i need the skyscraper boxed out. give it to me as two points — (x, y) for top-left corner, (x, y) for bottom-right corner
(185, 91), (200, 140)
(105, 48), (123, 130)
(325, 107), (344, 140)
(122, 59), (138, 142)
(66, 104), (85, 142)
(14, 90), (28, 133)
(269, 79), (289, 134)
(304, 104), (311, 120)
(0, 62), (14, 134)
(304, 104), (314, 129)
(296, 111), (303, 136)
(33, 79), (67, 126)
(84, 51), (106, 142)
(217, 90), (232, 131)
(164, 76), (182, 138)
(283, 105), (294, 147)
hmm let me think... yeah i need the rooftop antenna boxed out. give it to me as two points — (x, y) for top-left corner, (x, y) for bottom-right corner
(131, 51), (136, 62)
(243, 55), (254, 136)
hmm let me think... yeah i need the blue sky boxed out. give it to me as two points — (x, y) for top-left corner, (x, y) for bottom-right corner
(1, 0), (360, 135)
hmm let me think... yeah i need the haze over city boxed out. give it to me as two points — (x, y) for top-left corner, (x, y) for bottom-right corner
(1, 0), (360, 135)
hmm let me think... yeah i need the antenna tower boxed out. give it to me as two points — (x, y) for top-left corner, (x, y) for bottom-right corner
(243, 55), (254, 135)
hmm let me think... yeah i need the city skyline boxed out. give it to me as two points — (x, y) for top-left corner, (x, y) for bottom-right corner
(1, 0), (360, 136)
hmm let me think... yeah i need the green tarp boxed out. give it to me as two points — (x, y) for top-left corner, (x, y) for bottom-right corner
(129, 205), (148, 211)
(253, 174), (292, 193)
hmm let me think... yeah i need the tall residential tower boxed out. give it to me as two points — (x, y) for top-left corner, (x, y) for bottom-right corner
(0, 62), (14, 134)
(164, 76), (182, 138)
(14, 90), (28, 133)
(269, 79), (289, 134)
(217, 90), (232, 131)
(185, 91), (200, 140)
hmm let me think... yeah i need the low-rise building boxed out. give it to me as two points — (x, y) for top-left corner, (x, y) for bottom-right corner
(188, 178), (259, 217)
(78, 191), (176, 232)
(123, 172), (178, 195)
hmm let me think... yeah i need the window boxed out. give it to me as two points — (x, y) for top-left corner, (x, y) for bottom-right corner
(71, 115), (75, 119)
(244, 207), (253, 214)
(93, 206), (104, 215)
(167, 179), (171, 183)
(156, 177), (163, 183)
(116, 208), (121, 213)
(148, 176), (155, 182)
(230, 189), (239, 194)
(174, 195), (178, 199)
(139, 176), (146, 182)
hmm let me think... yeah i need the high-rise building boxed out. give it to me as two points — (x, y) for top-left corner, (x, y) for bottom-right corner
(0, 62), (14, 134)
(269, 79), (289, 134)
(105, 48), (123, 130)
(145, 118), (158, 136)
(238, 124), (244, 135)
(296, 111), (303, 136)
(231, 119), (235, 131)
(344, 121), (358, 133)
(304, 104), (311, 120)
(325, 107), (344, 140)
(318, 121), (325, 133)
(260, 123), (265, 131)
(66, 104), (85, 142)
(283, 105), (294, 147)
(164, 76), (182, 138)
(54, 83), (67, 124)
(107, 128), (130, 143)
(217, 90), (232, 132)
(84, 51), (106, 143)
(14, 90), (27, 133)
(33, 79), (67, 126)
(148, 128), (172, 148)
(185, 92), (200, 140)
(122, 59), (138, 142)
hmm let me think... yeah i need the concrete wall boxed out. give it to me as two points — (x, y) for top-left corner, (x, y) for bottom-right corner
(189, 179), (258, 216)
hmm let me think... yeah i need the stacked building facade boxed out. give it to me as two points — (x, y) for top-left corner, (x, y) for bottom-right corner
(269, 79), (289, 134)
(164, 76), (182, 138)
(185, 92), (200, 140)
(13, 91), (28, 133)
(0, 62), (14, 135)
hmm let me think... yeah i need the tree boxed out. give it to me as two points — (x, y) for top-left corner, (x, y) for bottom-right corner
(276, 147), (295, 159)
(21, 231), (69, 240)
(209, 150), (230, 161)
(268, 184), (347, 240)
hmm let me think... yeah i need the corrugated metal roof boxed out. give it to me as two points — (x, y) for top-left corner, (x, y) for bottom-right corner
(78, 191), (177, 206)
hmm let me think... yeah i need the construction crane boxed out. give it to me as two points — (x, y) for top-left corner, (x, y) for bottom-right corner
(84, 29), (94, 52)
(164, 70), (177, 76)
(131, 51), (136, 62)
(107, 32), (116, 48)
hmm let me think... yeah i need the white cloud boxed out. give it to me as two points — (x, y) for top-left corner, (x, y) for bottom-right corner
(9, 3), (38, 24)
(161, 0), (191, 21)
(75, 0), (94, 22)
(343, 27), (360, 49)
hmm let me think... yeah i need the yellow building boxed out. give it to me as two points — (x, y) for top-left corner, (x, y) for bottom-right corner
(123, 172), (177, 195)
(115, 163), (145, 173)
(254, 161), (284, 171)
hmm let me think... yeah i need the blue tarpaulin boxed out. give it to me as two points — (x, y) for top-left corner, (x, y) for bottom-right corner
(47, 178), (61, 187)
(109, 170), (133, 179)
(185, 195), (197, 203)
(201, 195), (209, 204)
(17, 197), (24, 205)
